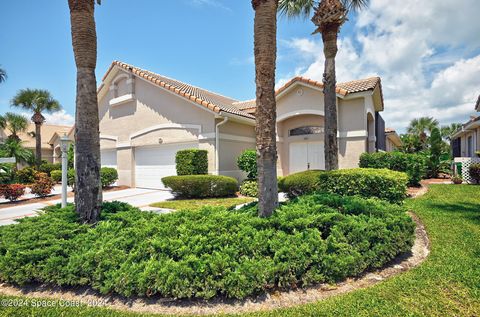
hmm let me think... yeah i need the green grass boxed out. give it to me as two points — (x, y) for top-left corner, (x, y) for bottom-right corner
(150, 197), (255, 211)
(1, 185), (479, 316)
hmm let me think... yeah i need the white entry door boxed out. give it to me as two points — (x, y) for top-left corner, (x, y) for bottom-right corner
(135, 142), (198, 189)
(289, 141), (325, 174)
(101, 149), (117, 169)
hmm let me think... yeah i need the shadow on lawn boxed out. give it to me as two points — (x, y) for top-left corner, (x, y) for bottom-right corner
(423, 201), (480, 224)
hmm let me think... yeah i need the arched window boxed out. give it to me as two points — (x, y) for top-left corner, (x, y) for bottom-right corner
(289, 126), (324, 136)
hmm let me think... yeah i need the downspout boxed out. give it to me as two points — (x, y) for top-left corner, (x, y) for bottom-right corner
(215, 116), (229, 175)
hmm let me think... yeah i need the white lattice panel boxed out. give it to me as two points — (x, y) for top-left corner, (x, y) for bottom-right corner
(454, 157), (480, 184)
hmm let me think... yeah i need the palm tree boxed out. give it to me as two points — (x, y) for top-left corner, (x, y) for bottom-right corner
(11, 89), (61, 166)
(68, 0), (102, 223)
(252, 0), (279, 217)
(0, 66), (6, 83)
(0, 112), (29, 141)
(440, 123), (462, 142)
(0, 138), (34, 168)
(279, 0), (368, 170)
(407, 117), (439, 143)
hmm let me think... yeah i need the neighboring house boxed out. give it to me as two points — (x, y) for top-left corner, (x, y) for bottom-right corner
(97, 61), (387, 189)
(451, 96), (480, 158)
(0, 123), (72, 163)
(385, 128), (402, 152)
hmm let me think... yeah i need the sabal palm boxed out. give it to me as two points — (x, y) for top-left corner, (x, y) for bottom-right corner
(279, 0), (368, 170)
(68, 0), (102, 223)
(252, 0), (279, 217)
(0, 66), (6, 83)
(440, 123), (462, 141)
(407, 117), (439, 142)
(11, 89), (61, 166)
(0, 112), (29, 141)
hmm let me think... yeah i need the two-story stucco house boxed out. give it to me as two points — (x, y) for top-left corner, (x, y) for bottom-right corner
(451, 96), (480, 158)
(97, 61), (387, 189)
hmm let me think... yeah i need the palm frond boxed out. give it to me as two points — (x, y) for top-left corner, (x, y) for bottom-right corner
(0, 66), (7, 83)
(278, 0), (317, 19)
(341, 0), (368, 12)
(11, 88), (61, 113)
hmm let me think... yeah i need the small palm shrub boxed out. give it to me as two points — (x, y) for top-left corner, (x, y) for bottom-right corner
(162, 175), (238, 198)
(0, 184), (26, 201)
(30, 173), (55, 198)
(15, 167), (37, 184)
(175, 149), (208, 175)
(100, 167), (118, 188)
(239, 179), (258, 197)
(237, 149), (257, 179)
(468, 163), (480, 184)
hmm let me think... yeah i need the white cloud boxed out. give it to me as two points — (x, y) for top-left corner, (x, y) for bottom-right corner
(190, 0), (231, 11)
(278, 0), (480, 133)
(43, 110), (74, 126)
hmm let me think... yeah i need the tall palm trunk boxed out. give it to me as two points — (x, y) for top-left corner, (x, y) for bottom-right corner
(68, 0), (102, 223)
(252, 0), (278, 217)
(32, 112), (45, 167)
(322, 24), (339, 171)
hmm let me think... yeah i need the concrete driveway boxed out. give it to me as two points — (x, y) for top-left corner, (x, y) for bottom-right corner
(0, 188), (174, 226)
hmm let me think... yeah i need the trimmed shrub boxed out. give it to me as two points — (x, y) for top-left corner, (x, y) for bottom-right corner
(451, 176), (463, 184)
(100, 167), (118, 188)
(318, 168), (408, 204)
(67, 169), (75, 187)
(38, 163), (62, 176)
(30, 173), (55, 198)
(175, 149), (208, 176)
(239, 179), (258, 197)
(0, 184), (26, 201)
(15, 167), (37, 184)
(162, 175), (238, 198)
(468, 163), (480, 184)
(51, 170), (62, 183)
(359, 152), (426, 186)
(0, 194), (415, 300)
(278, 170), (323, 199)
(237, 149), (257, 179)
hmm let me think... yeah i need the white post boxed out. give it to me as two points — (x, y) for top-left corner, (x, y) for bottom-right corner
(60, 134), (69, 208)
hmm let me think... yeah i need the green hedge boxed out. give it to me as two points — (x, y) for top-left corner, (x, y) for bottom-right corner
(51, 170), (62, 183)
(239, 179), (258, 197)
(0, 194), (415, 300)
(278, 170), (323, 199)
(318, 168), (408, 204)
(278, 168), (408, 204)
(38, 163), (62, 176)
(359, 152), (426, 186)
(162, 175), (238, 198)
(175, 149), (208, 175)
(237, 149), (257, 179)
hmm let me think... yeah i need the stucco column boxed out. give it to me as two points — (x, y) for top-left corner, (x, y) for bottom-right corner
(116, 146), (135, 187)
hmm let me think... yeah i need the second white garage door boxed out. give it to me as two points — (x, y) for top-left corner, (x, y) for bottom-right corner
(135, 143), (198, 189)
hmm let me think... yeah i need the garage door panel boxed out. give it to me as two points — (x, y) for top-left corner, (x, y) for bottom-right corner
(289, 141), (325, 174)
(101, 149), (117, 169)
(135, 143), (198, 189)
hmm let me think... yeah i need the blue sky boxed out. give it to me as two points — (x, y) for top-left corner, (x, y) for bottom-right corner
(1, 0), (480, 132)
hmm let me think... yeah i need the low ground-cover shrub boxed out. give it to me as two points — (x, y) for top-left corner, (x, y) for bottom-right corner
(0, 184), (26, 201)
(175, 149), (208, 176)
(0, 194), (414, 300)
(162, 175), (238, 198)
(318, 168), (408, 204)
(100, 167), (118, 188)
(278, 170), (323, 199)
(359, 152), (426, 186)
(30, 173), (55, 198)
(239, 179), (258, 197)
(468, 163), (480, 184)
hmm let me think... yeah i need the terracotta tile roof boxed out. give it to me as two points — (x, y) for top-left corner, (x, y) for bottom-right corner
(231, 76), (383, 112)
(109, 61), (255, 120)
(385, 127), (396, 133)
(1, 123), (72, 150)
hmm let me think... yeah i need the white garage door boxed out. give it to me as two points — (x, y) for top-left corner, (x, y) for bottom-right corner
(135, 143), (198, 189)
(101, 149), (117, 169)
(289, 141), (325, 174)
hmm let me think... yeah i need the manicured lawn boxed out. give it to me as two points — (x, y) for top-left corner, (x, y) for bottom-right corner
(1, 185), (479, 316)
(150, 197), (255, 211)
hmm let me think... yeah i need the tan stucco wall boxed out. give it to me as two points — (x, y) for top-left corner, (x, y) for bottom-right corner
(276, 85), (324, 120)
(338, 98), (367, 132)
(338, 137), (366, 169)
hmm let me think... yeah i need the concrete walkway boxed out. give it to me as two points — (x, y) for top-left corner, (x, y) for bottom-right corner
(0, 188), (174, 226)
